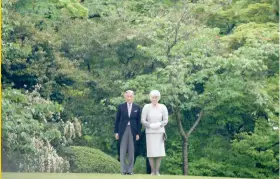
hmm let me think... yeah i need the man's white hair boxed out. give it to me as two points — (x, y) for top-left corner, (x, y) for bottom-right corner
(150, 90), (160, 99)
(125, 90), (134, 95)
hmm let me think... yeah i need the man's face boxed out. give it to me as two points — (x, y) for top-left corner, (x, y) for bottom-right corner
(124, 92), (134, 103)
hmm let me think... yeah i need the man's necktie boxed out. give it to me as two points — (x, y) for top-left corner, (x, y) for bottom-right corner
(128, 103), (132, 117)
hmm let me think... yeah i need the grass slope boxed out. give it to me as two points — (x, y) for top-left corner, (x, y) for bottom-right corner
(2, 172), (250, 179)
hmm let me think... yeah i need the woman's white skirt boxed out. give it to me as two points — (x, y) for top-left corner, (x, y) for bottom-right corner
(146, 133), (166, 157)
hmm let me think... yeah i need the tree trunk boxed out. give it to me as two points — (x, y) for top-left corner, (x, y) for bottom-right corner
(174, 108), (204, 176)
(174, 109), (188, 175)
(183, 138), (188, 175)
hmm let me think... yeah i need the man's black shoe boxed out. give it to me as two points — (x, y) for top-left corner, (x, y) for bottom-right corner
(126, 173), (133, 175)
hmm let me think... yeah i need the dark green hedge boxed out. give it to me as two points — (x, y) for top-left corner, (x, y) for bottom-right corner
(61, 146), (120, 173)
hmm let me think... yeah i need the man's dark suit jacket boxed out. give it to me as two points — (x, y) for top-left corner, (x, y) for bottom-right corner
(114, 102), (142, 146)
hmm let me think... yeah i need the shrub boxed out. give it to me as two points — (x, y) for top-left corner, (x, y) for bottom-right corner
(60, 146), (120, 173)
(133, 156), (146, 174)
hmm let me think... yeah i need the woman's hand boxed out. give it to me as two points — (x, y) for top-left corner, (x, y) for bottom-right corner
(149, 122), (161, 129)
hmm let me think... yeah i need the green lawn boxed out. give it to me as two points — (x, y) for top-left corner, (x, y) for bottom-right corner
(2, 173), (250, 179)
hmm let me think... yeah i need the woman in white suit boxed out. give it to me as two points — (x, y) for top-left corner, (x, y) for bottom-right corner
(141, 90), (168, 176)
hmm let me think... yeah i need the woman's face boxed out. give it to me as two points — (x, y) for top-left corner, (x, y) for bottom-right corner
(150, 95), (159, 104)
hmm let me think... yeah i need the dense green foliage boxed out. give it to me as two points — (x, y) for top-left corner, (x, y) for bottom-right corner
(2, 0), (278, 178)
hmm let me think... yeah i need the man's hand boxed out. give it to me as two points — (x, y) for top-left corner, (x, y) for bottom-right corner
(136, 135), (140, 141)
(115, 133), (119, 140)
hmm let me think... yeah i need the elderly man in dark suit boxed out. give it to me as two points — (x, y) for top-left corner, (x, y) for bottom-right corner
(114, 90), (142, 175)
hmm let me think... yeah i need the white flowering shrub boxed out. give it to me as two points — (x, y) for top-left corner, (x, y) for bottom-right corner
(2, 87), (81, 172)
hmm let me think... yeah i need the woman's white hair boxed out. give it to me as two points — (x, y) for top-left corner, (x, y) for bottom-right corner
(150, 90), (161, 100)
